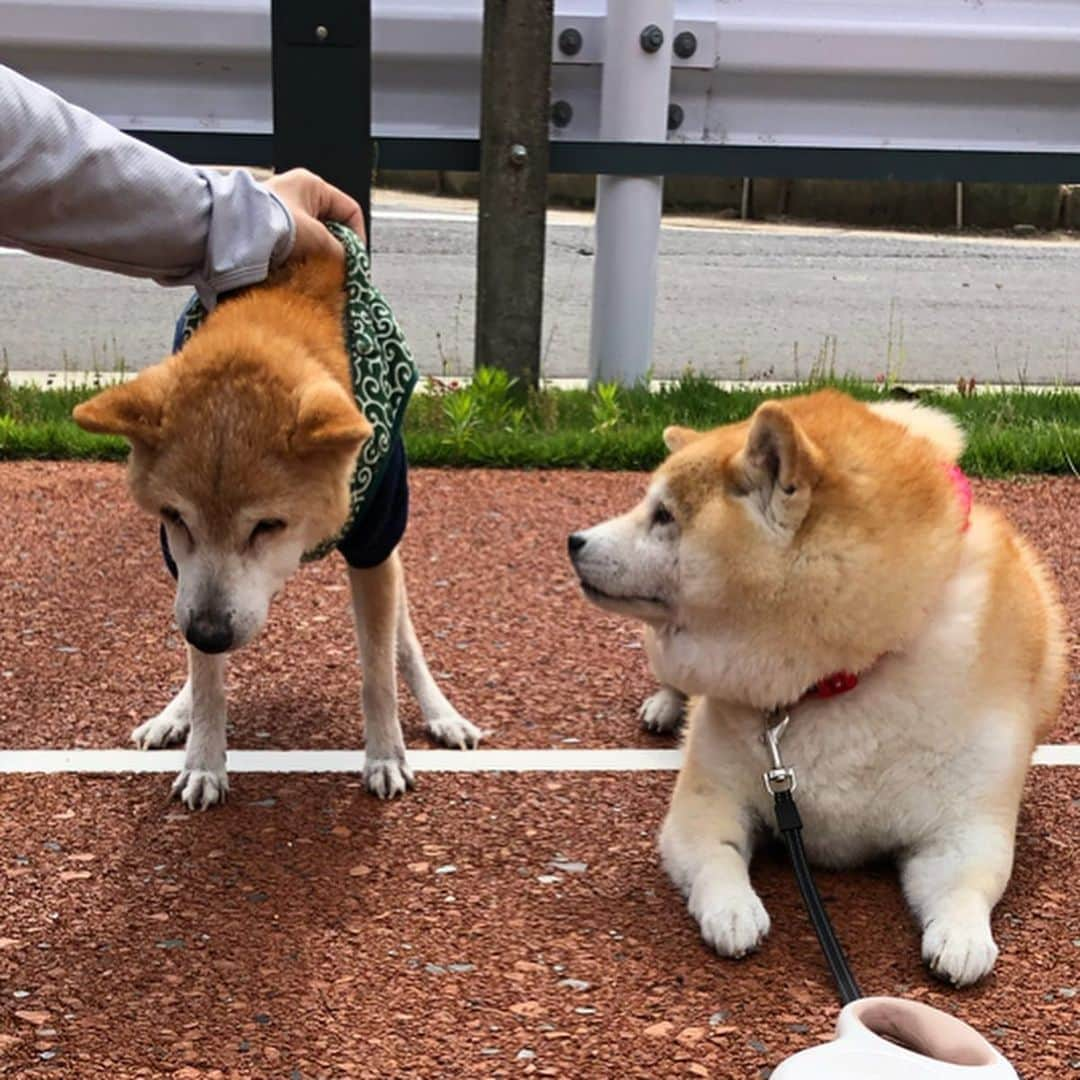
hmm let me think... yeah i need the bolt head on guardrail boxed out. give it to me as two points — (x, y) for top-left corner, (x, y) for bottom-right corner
(314, 24), (329, 42)
(508, 143), (528, 166)
(640, 25), (665, 53)
(558, 27), (583, 56)
(551, 100), (573, 128)
(673, 31), (697, 59)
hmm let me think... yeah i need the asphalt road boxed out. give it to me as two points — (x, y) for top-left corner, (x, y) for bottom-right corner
(4, 195), (1080, 384)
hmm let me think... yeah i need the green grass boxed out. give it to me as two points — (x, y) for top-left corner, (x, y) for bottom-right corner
(2, 367), (1079, 477)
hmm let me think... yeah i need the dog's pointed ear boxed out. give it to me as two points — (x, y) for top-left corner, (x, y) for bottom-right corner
(663, 425), (703, 453)
(72, 364), (171, 446)
(291, 379), (372, 455)
(733, 402), (823, 533)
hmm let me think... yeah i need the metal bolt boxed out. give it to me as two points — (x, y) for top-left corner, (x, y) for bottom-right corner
(640, 24), (664, 53)
(673, 31), (697, 59)
(508, 143), (528, 167)
(314, 24), (329, 42)
(551, 100), (573, 129)
(667, 103), (684, 131)
(558, 27), (582, 56)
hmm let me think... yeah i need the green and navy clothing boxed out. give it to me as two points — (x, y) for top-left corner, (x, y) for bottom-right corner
(161, 223), (416, 575)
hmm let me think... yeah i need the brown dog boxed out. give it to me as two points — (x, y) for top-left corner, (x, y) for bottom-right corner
(570, 391), (1065, 985)
(74, 254), (480, 809)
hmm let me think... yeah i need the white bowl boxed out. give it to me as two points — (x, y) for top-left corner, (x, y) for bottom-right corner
(772, 996), (1018, 1080)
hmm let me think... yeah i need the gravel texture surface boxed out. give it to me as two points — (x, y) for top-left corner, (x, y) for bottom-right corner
(0, 464), (1076, 749)
(1, 464), (1077, 1078)
(0, 771), (1077, 1078)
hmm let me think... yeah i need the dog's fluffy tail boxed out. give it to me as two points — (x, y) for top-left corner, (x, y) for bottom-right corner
(868, 400), (967, 463)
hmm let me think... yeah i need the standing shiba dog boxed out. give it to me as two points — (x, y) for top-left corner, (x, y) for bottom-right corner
(569, 391), (1065, 986)
(73, 253), (480, 810)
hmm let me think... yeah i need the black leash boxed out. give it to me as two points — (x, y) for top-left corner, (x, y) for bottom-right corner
(763, 714), (862, 1006)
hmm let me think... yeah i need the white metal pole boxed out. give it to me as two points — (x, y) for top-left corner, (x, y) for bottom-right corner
(588, 0), (674, 386)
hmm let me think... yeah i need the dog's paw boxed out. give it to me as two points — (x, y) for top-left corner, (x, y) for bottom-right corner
(426, 712), (482, 751)
(689, 879), (771, 958)
(132, 707), (191, 750)
(171, 767), (229, 811)
(364, 755), (415, 799)
(922, 917), (998, 987)
(639, 687), (686, 735)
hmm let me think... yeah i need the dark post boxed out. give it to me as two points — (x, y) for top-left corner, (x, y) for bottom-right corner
(475, 0), (554, 387)
(271, 0), (373, 241)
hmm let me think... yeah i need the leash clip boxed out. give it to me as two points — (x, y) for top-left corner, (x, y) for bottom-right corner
(762, 710), (797, 794)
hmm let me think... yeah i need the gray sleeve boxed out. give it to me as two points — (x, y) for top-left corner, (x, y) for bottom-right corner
(0, 64), (295, 307)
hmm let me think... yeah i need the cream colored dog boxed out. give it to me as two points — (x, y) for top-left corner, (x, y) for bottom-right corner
(569, 391), (1065, 986)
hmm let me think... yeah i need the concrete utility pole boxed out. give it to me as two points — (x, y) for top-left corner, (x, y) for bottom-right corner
(475, 0), (554, 388)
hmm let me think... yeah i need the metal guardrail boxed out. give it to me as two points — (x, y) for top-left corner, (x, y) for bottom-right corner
(5, 0), (1080, 177)
(5, 0), (1080, 382)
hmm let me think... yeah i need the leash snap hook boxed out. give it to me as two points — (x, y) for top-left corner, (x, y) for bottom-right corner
(762, 710), (797, 795)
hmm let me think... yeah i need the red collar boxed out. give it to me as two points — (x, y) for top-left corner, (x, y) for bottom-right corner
(792, 464), (972, 708)
(803, 670), (861, 701)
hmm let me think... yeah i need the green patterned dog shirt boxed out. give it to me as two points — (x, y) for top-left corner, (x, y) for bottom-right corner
(172, 222), (418, 563)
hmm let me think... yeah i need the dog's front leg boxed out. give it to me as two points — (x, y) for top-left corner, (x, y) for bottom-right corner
(171, 646), (229, 811)
(132, 677), (192, 749)
(349, 555), (414, 799)
(660, 753), (768, 958)
(639, 685), (687, 734)
(900, 821), (1015, 987)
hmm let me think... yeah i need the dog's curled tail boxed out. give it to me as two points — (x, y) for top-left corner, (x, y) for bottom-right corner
(868, 400), (967, 464)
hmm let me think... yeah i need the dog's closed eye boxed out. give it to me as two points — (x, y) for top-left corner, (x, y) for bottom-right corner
(249, 519), (287, 546)
(161, 505), (193, 544)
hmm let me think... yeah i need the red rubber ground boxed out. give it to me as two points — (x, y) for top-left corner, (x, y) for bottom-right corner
(0, 466), (1077, 750)
(0, 772), (1076, 1078)
(1, 464), (1077, 1077)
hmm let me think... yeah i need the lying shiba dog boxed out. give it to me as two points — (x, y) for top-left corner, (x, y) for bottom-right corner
(73, 228), (479, 809)
(569, 391), (1065, 986)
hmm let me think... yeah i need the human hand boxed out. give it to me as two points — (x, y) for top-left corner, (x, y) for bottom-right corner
(263, 168), (366, 264)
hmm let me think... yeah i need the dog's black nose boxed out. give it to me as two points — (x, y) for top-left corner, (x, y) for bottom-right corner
(185, 612), (234, 654)
(567, 533), (586, 556)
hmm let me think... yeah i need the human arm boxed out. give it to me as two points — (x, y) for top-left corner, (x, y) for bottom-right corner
(0, 64), (364, 305)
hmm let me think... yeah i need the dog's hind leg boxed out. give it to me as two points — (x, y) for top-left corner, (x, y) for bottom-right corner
(395, 569), (482, 751)
(132, 676), (193, 749)
(171, 647), (229, 811)
(349, 552), (414, 798)
(900, 820), (1014, 987)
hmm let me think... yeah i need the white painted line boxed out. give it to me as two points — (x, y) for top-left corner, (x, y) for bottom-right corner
(0, 748), (684, 774)
(374, 209), (476, 225)
(1031, 743), (1080, 766)
(370, 207), (744, 234)
(373, 208), (592, 230)
(0, 746), (1074, 774)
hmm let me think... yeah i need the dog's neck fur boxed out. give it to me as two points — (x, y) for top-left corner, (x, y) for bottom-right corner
(650, 464), (976, 716)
